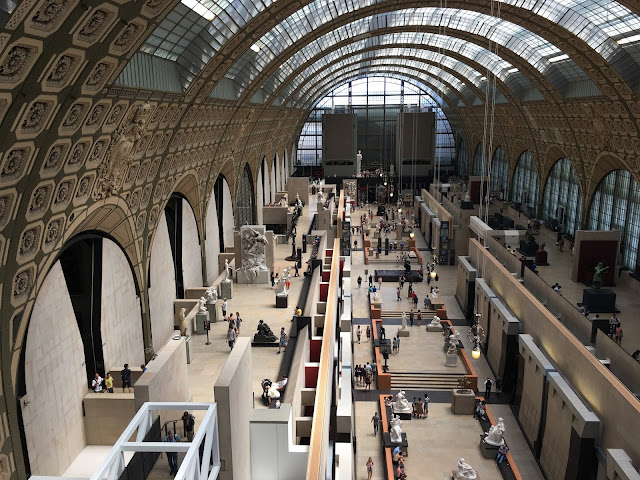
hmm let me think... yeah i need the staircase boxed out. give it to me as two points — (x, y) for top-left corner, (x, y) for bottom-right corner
(390, 372), (461, 391)
(380, 309), (438, 319)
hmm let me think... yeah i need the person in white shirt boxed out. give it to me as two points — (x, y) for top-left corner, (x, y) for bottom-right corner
(92, 373), (103, 393)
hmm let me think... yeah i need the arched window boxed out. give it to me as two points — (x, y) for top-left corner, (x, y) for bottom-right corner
(457, 138), (468, 177)
(490, 146), (509, 199)
(588, 170), (640, 269)
(236, 163), (255, 227)
(472, 143), (487, 177)
(510, 151), (538, 216)
(541, 158), (582, 236)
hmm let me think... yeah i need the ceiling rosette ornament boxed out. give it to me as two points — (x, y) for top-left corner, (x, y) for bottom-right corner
(93, 103), (151, 200)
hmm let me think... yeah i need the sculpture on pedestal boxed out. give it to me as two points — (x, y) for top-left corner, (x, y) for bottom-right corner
(274, 267), (291, 296)
(429, 315), (441, 327)
(373, 291), (380, 301)
(457, 376), (473, 393)
(253, 320), (277, 343)
(485, 417), (506, 446)
(401, 312), (408, 330)
(238, 226), (269, 280)
(591, 262), (609, 290)
(447, 333), (460, 355)
(390, 162), (395, 176)
(392, 390), (412, 413)
(179, 308), (187, 336)
(205, 286), (218, 304)
(464, 191), (471, 203)
(199, 297), (207, 314)
(389, 415), (403, 443)
(456, 458), (477, 479)
(356, 150), (363, 176)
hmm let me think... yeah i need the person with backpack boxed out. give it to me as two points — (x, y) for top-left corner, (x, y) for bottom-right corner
(121, 364), (132, 393)
(182, 411), (195, 442)
(277, 327), (288, 354)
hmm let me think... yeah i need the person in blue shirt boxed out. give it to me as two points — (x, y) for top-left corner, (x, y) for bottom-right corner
(163, 430), (181, 475)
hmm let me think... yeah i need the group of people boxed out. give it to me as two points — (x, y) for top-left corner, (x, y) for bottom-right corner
(355, 324), (371, 343)
(354, 362), (375, 389)
(91, 363), (135, 394)
(608, 314), (623, 345)
(225, 311), (243, 351)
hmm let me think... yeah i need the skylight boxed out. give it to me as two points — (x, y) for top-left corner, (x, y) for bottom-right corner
(181, 0), (215, 21)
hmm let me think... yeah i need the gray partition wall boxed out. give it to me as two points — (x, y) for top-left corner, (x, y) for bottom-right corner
(322, 113), (357, 177)
(455, 256), (477, 320)
(487, 297), (521, 392)
(475, 278), (497, 353)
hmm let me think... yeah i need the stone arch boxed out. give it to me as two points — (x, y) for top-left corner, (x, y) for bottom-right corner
(588, 152), (634, 198)
(236, 162), (256, 227)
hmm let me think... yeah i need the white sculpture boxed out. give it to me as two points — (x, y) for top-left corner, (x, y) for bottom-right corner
(238, 226), (269, 280)
(390, 162), (395, 176)
(317, 190), (324, 202)
(429, 315), (441, 327)
(179, 308), (187, 336)
(224, 259), (232, 283)
(356, 150), (363, 176)
(447, 333), (460, 355)
(296, 193), (303, 208)
(485, 417), (506, 446)
(401, 312), (408, 330)
(199, 297), (207, 314)
(456, 458), (477, 479)
(373, 291), (380, 301)
(205, 286), (218, 304)
(389, 415), (403, 443)
(392, 390), (412, 413)
(274, 267), (291, 296)
(464, 191), (471, 203)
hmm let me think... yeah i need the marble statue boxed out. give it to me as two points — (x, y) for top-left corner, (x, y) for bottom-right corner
(199, 297), (207, 314)
(224, 259), (232, 283)
(456, 458), (477, 479)
(373, 291), (380, 301)
(238, 226), (269, 280)
(485, 417), (506, 446)
(429, 315), (441, 327)
(390, 162), (395, 176)
(295, 193), (303, 208)
(274, 267), (291, 296)
(317, 190), (324, 202)
(253, 320), (277, 343)
(205, 286), (218, 304)
(389, 415), (403, 443)
(392, 390), (412, 413)
(401, 312), (408, 330)
(464, 191), (471, 203)
(179, 308), (187, 336)
(356, 150), (363, 176)
(447, 333), (459, 355)
(591, 261), (609, 290)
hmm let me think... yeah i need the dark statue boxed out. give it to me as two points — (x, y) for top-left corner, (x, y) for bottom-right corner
(253, 319), (277, 343)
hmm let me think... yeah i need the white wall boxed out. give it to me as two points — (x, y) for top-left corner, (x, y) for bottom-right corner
(101, 239), (145, 373)
(181, 200), (203, 289)
(256, 166), (264, 225)
(275, 154), (281, 191)
(263, 160), (272, 204)
(222, 179), (235, 250)
(149, 211), (177, 352)
(24, 261), (87, 475)
(205, 193), (221, 284)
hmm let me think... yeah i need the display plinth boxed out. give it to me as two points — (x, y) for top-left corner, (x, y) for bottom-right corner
(391, 411), (412, 420)
(452, 471), (479, 480)
(220, 280), (233, 299)
(195, 311), (209, 334)
(397, 329), (410, 337)
(451, 389), (475, 414)
(582, 288), (618, 313)
(236, 269), (269, 284)
(445, 353), (458, 367)
(383, 432), (408, 455)
(535, 250), (548, 265)
(374, 338), (391, 348)
(479, 435), (501, 459)
(518, 240), (538, 256)
(427, 325), (444, 332)
(205, 303), (218, 321)
(276, 295), (288, 308)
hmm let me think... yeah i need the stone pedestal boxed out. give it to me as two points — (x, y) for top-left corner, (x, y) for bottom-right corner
(452, 471), (479, 480)
(582, 288), (618, 313)
(479, 435), (501, 459)
(206, 303), (219, 322)
(445, 353), (458, 367)
(236, 269), (270, 285)
(220, 280), (233, 299)
(427, 324), (444, 332)
(392, 411), (412, 420)
(535, 249), (548, 265)
(397, 329), (410, 337)
(383, 432), (408, 455)
(195, 311), (209, 334)
(451, 389), (476, 414)
(276, 295), (288, 308)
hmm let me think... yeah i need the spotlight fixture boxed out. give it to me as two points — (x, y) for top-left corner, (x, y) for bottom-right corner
(467, 316), (486, 360)
(430, 271), (436, 279)
(409, 232), (415, 239)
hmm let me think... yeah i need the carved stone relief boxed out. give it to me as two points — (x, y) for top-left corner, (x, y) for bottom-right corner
(17, 96), (57, 139)
(52, 177), (75, 212)
(12, 265), (35, 305)
(73, 173), (95, 205)
(0, 143), (35, 186)
(109, 20), (147, 55)
(42, 215), (65, 253)
(140, 184), (152, 208)
(135, 211), (146, 234)
(86, 137), (110, 168)
(43, 49), (84, 91)
(136, 160), (150, 185)
(0, 189), (17, 230)
(83, 102), (110, 133)
(0, 41), (42, 88)
(147, 205), (159, 229)
(26, 182), (54, 220)
(64, 139), (91, 173)
(40, 140), (70, 178)
(26, 0), (79, 36)
(73, 5), (119, 46)
(17, 224), (42, 262)
(81, 57), (117, 94)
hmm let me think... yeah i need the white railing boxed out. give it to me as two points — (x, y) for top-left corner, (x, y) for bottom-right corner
(92, 402), (220, 480)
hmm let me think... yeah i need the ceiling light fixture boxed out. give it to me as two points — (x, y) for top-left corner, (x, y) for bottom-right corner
(548, 54), (569, 63)
(181, 0), (215, 21)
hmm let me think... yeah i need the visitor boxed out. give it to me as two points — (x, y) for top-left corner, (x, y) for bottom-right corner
(182, 411), (195, 442)
(92, 373), (103, 393)
(495, 376), (503, 392)
(371, 412), (379, 436)
(484, 377), (493, 399)
(163, 430), (181, 476)
(121, 364), (132, 393)
(222, 298), (228, 317)
(397, 287), (401, 301)
(227, 327), (236, 351)
(424, 295), (430, 309)
(378, 276), (382, 289)
(366, 325), (371, 341)
(235, 312), (242, 334)
(615, 325), (623, 345)
(496, 443), (509, 464)
(417, 310), (422, 326)
(364, 369), (372, 390)
(392, 337), (398, 355)
(357, 275), (362, 289)
(228, 314), (236, 331)
(409, 310), (414, 327)
(354, 240), (358, 250)
(424, 393), (430, 417)
(294, 263), (299, 277)
(368, 274), (373, 287)
(396, 335), (400, 353)
(270, 271), (275, 287)
(104, 373), (114, 393)
(413, 292), (419, 308)
(277, 327), (287, 354)
(366, 457), (374, 480)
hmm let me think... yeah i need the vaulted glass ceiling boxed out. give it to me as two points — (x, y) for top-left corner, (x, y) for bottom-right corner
(131, 0), (640, 104)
